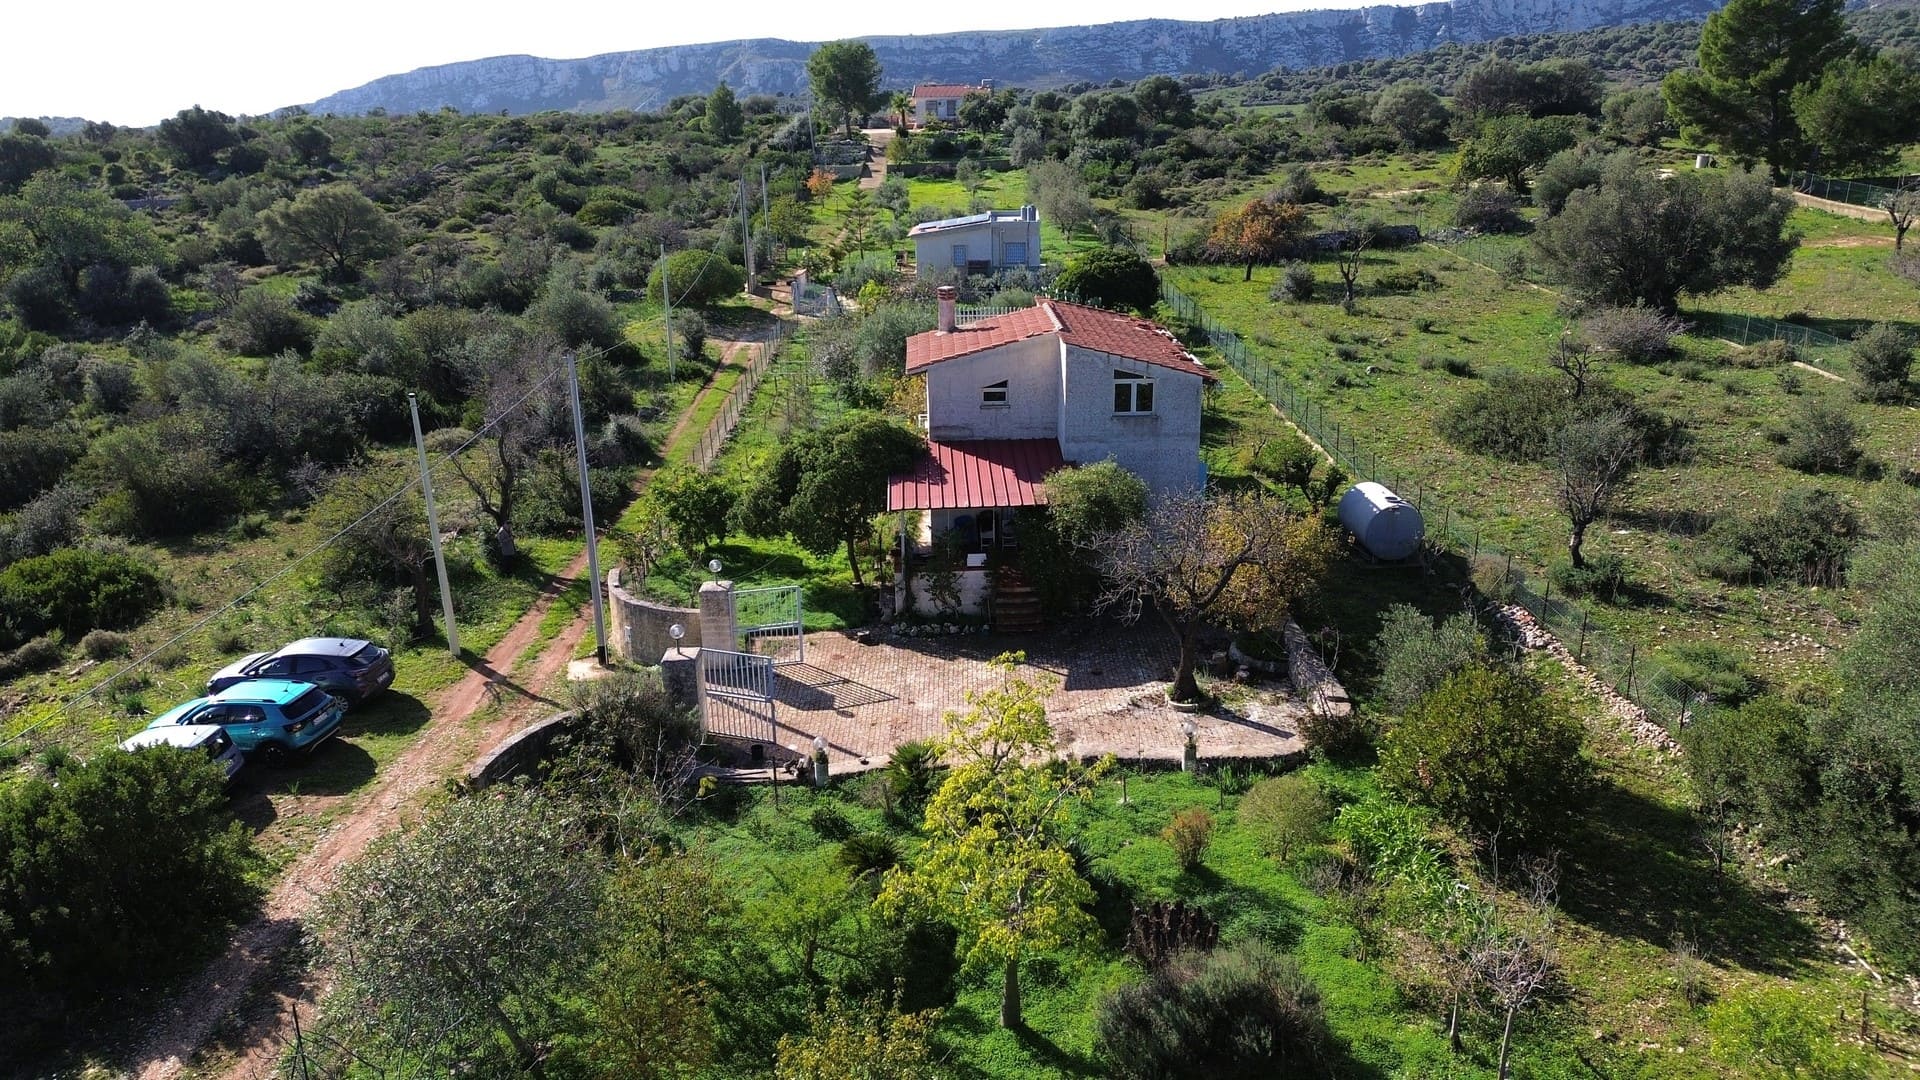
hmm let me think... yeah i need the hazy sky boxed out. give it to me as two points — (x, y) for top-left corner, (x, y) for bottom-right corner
(4, 0), (1371, 127)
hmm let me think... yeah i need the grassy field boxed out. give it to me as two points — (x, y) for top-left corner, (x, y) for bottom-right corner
(1162, 214), (1920, 684)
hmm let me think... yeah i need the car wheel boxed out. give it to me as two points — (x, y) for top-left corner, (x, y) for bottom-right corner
(257, 742), (291, 767)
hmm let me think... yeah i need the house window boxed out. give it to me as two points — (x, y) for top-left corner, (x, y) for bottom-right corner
(1003, 242), (1027, 265)
(981, 380), (1009, 407)
(1113, 369), (1154, 413)
(951, 244), (968, 267)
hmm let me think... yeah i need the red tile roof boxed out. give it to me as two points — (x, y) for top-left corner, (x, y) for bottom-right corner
(887, 438), (1066, 512)
(1049, 300), (1214, 381)
(913, 84), (982, 98)
(903, 300), (1213, 381)
(905, 303), (1060, 371)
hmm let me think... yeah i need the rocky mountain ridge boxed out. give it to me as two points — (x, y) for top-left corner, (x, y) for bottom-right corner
(300, 0), (1727, 116)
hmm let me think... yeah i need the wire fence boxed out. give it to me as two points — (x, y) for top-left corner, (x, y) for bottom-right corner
(1160, 279), (1722, 733)
(1794, 171), (1900, 210)
(687, 323), (793, 472)
(1686, 309), (1851, 370)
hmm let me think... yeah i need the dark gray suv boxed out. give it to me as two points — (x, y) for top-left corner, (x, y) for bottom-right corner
(206, 638), (395, 704)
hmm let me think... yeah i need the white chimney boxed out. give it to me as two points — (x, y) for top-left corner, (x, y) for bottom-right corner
(937, 284), (957, 333)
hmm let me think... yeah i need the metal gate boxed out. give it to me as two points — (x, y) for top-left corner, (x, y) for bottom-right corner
(734, 585), (806, 664)
(698, 648), (777, 747)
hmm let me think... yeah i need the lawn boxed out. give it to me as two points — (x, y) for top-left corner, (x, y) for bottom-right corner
(676, 672), (1897, 1080)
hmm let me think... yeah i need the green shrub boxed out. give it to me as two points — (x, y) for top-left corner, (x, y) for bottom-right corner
(527, 281), (621, 350)
(1095, 942), (1335, 1079)
(1055, 246), (1159, 313)
(1273, 262), (1315, 301)
(216, 288), (311, 356)
(1453, 182), (1523, 233)
(1698, 488), (1860, 586)
(885, 740), (942, 816)
(1851, 322), (1913, 403)
(0, 633), (63, 681)
(1437, 372), (1686, 465)
(1470, 553), (1519, 602)
(1580, 304), (1685, 363)
(1371, 604), (1489, 715)
(1237, 773), (1334, 858)
(1373, 267), (1438, 293)
(1774, 399), (1863, 475)
(1660, 641), (1760, 706)
(1245, 434), (1318, 493)
(1378, 665), (1588, 847)
(1162, 807), (1214, 872)
(0, 747), (257, 1053)
(809, 803), (856, 841)
(1548, 552), (1630, 599)
(1733, 338), (1798, 368)
(646, 250), (745, 308)
(836, 832), (902, 882)
(0, 547), (163, 650)
(79, 628), (130, 660)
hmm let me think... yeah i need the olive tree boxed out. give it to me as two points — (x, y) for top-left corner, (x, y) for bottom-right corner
(1098, 491), (1337, 703)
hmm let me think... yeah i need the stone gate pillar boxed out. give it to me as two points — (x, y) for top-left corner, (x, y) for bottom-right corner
(698, 580), (736, 651)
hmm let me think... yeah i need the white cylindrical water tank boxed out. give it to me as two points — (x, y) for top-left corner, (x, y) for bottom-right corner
(1338, 481), (1425, 561)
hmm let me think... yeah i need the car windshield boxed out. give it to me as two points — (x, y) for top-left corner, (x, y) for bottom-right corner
(349, 643), (382, 665)
(286, 688), (332, 720)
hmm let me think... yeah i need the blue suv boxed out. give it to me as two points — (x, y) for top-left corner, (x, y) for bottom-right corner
(146, 680), (346, 766)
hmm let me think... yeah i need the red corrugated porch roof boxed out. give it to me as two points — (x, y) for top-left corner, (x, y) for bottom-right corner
(886, 438), (1066, 512)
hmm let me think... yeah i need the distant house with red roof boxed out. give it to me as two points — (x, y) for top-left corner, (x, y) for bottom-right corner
(912, 82), (989, 126)
(885, 287), (1212, 621)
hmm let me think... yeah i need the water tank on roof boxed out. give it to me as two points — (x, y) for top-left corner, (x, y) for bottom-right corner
(1338, 482), (1425, 561)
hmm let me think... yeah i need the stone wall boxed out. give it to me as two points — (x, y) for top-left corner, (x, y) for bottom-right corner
(607, 566), (700, 663)
(1282, 617), (1352, 720)
(466, 712), (578, 787)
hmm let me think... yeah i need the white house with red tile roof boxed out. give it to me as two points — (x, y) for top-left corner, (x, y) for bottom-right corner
(886, 288), (1212, 620)
(911, 82), (988, 126)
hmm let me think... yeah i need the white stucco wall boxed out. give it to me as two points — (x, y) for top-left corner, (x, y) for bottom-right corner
(924, 335), (1063, 442)
(1056, 345), (1204, 498)
(910, 217), (1043, 272)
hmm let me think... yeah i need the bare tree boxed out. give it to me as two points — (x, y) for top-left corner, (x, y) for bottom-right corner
(1471, 859), (1559, 1080)
(440, 337), (566, 562)
(1330, 213), (1376, 313)
(1885, 178), (1919, 253)
(1552, 410), (1640, 569)
(1097, 491), (1337, 703)
(1546, 331), (1599, 399)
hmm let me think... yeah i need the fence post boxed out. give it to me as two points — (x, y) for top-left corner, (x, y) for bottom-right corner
(1505, 552), (1514, 588)
(1473, 525), (1481, 561)
(1577, 612), (1588, 664)
(1625, 644), (1637, 697)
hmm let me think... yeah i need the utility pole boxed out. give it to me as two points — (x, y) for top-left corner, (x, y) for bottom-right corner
(661, 243), (675, 382)
(409, 392), (459, 657)
(740, 174), (754, 288)
(761, 162), (771, 269)
(567, 354), (610, 666)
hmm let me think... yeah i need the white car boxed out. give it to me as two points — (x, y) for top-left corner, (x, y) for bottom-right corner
(119, 724), (246, 784)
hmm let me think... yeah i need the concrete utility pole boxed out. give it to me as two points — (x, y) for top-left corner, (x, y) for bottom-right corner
(661, 243), (675, 382)
(566, 354), (610, 665)
(761, 162), (771, 269)
(408, 393), (459, 657)
(740, 174), (754, 287)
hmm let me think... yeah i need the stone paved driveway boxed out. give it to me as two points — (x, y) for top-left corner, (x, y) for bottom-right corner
(705, 620), (1308, 773)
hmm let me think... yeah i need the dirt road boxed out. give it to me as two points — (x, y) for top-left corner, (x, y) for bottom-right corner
(126, 331), (773, 1080)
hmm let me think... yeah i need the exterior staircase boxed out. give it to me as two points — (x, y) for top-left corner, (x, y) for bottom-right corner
(991, 566), (1043, 633)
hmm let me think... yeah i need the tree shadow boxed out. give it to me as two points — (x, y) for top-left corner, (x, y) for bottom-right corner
(1556, 777), (1821, 976)
(1175, 865), (1308, 951)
